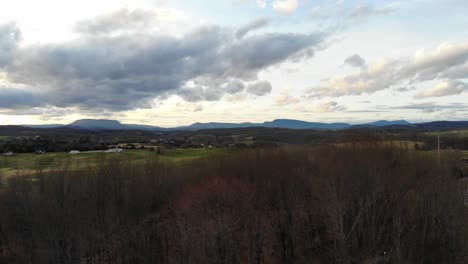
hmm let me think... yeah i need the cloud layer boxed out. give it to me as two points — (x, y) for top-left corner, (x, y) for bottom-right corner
(0, 18), (325, 111)
(310, 42), (468, 98)
(0, 23), (21, 67)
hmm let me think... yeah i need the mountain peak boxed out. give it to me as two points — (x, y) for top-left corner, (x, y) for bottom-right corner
(365, 120), (411, 127)
(68, 119), (126, 130)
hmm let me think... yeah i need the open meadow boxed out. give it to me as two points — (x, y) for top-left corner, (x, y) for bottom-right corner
(425, 129), (468, 138)
(0, 148), (229, 178)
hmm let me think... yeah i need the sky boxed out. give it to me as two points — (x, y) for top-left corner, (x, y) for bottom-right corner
(0, 0), (468, 127)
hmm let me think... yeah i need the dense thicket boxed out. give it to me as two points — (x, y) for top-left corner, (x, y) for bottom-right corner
(0, 144), (466, 263)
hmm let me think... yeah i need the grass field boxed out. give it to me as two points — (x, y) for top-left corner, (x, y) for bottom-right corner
(425, 129), (468, 138)
(160, 148), (229, 162)
(0, 148), (229, 177)
(0, 136), (8, 142)
(462, 151), (468, 159)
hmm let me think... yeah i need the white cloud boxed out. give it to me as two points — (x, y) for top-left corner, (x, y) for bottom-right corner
(257, 0), (267, 8)
(309, 41), (468, 97)
(312, 101), (345, 113)
(176, 102), (203, 112)
(415, 80), (468, 98)
(349, 4), (399, 19)
(275, 92), (300, 105)
(310, 6), (321, 17)
(273, 0), (299, 14)
(74, 7), (193, 36)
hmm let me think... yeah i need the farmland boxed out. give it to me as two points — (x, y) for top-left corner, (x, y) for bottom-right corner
(425, 129), (468, 138)
(0, 148), (229, 177)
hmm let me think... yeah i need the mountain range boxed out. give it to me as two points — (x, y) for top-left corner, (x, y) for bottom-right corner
(20, 118), (415, 131)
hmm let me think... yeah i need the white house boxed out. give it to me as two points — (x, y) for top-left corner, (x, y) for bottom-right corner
(3, 151), (14, 156)
(69, 150), (81, 154)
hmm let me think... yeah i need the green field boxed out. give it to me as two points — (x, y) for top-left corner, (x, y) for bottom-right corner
(0, 148), (228, 177)
(425, 129), (468, 138)
(160, 148), (229, 162)
(0, 136), (8, 142)
(462, 151), (468, 159)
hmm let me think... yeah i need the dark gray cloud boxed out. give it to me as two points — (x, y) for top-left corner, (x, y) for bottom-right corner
(177, 86), (224, 102)
(227, 32), (323, 79)
(246, 81), (272, 96)
(236, 17), (271, 39)
(224, 80), (245, 94)
(0, 87), (43, 109)
(2, 23), (325, 110)
(0, 23), (21, 67)
(344, 54), (366, 68)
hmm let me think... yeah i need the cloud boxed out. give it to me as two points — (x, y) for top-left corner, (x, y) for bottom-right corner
(227, 32), (323, 78)
(73, 7), (191, 35)
(349, 4), (399, 19)
(224, 80), (245, 94)
(275, 92), (300, 105)
(176, 102), (203, 112)
(225, 93), (247, 102)
(415, 80), (468, 98)
(384, 102), (468, 113)
(344, 54), (366, 68)
(0, 23), (21, 67)
(257, 0), (267, 8)
(310, 6), (321, 17)
(307, 2), (400, 31)
(0, 87), (43, 109)
(312, 101), (345, 113)
(236, 17), (271, 39)
(247, 81), (272, 96)
(1, 21), (325, 110)
(273, 0), (299, 14)
(309, 41), (468, 97)
(178, 85), (224, 102)
(75, 8), (158, 35)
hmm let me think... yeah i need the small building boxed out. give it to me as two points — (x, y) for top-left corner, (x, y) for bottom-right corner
(69, 150), (81, 154)
(35, 150), (46, 154)
(3, 151), (14, 156)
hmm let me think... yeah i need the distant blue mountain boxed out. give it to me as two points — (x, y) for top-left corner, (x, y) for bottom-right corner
(415, 121), (468, 130)
(179, 122), (257, 130)
(66, 119), (164, 131)
(262, 119), (351, 130)
(21, 124), (64, 129)
(68, 119), (128, 130)
(357, 120), (412, 128)
(180, 119), (352, 130)
(21, 119), (418, 131)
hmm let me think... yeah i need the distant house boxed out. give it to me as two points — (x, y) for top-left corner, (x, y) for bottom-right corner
(35, 150), (46, 154)
(3, 151), (14, 156)
(69, 150), (81, 154)
(105, 148), (123, 153)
